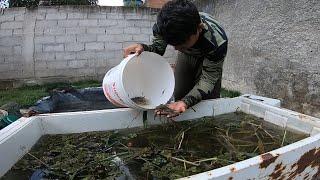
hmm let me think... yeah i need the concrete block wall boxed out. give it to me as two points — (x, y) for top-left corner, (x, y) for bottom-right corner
(211, 0), (320, 117)
(0, 6), (177, 88)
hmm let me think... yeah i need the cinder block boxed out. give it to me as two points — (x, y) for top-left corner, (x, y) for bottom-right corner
(0, 15), (14, 22)
(113, 50), (123, 59)
(35, 69), (56, 77)
(95, 66), (109, 76)
(50, 61), (68, 69)
(0, 63), (15, 72)
(13, 46), (22, 55)
(122, 42), (135, 49)
(116, 20), (131, 27)
(132, 34), (149, 42)
(14, 14), (25, 21)
(67, 13), (87, 19)
(87, 27), (105, 34)
(76, 51), (99, 59)
(34, 44), (43, 53)
(77, 34), (97, 42)
(85, 42), (104, 50)
(35, 27), (44, 35)
(43, 27), (65, 35)
(68, 60), (89, 68)
(58, 20), (79, 27)
(105, 42), (123, 50)
(132, 20), (151, 27)
(36, 20), (58, 28)
(124, 27), (141, 34)
(65, 43), (84, 52)
(13, 29), (23, 35)
(141, 27), (152, 35)
(3, 55), (23, 63)
(46, 13), (67, 20)
(36, 13), (45, 20)
(34, 36), (55, 44)
(106, 28), (124, 35)
(97, 34), (132, 42)
(66, 27), (86, 34)
(35, 61), (48, 69)
(77, 67), (95, 76)
(1, 22), (23, 29)
(43, 44), (64, 52)
(0, 36), (22, 46)
(55, 52), (76, 60)
(107, 13), (125, 20)
(125, 14), (149, 20)
(54, 68), (76, 76)
(35, 52), (55, 61)
(88, 59), (108, 67)
(98, 19), (118, 26)
(88, 13), (106, 19)
(79, 19), (98, 26)
(56, 35), (76, 43)
(0, 29), (12, 37)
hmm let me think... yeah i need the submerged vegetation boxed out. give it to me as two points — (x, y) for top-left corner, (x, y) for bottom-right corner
(3, 112), (307, 179)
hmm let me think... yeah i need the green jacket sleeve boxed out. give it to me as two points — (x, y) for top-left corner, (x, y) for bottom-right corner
(181, 55), (224, 108)
(140, 23), (167, 56)
(141, 35), (167, 56)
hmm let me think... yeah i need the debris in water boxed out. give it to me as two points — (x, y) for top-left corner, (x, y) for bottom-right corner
(131, 96), (149, 106)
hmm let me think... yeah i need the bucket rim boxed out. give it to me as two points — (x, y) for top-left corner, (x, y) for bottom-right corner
(121, 52), (174, 110)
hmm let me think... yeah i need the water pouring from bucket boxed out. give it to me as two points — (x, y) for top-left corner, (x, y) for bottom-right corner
(102, 52), (175, 110)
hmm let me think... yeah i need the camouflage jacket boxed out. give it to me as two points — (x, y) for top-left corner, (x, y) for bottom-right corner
(141, 12), (228, 107)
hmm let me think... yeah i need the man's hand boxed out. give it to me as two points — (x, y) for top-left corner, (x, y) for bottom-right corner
(167, 101), (187, 115)
(123, 44), (144, 58)
(155, 101), (188, 118)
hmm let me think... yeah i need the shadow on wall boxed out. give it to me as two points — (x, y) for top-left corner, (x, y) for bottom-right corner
(254, 66), (320, 118)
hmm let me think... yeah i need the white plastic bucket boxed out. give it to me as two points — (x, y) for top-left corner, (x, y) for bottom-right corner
(102, 52), (175, 110)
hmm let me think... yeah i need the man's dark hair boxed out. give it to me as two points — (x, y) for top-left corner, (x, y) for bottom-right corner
(156, 0), (201, 46)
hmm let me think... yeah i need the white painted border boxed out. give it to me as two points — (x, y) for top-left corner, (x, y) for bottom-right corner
(0, 117), (43, 176)
(1, 95), (320, 179)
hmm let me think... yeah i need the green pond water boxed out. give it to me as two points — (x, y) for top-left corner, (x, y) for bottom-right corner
(2, 112), (308, 180)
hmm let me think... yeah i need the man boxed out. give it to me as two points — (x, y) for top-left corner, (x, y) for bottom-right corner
(123, 0), (228, 117)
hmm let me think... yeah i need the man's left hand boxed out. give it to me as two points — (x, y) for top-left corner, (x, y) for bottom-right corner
(155, 101), (187, 118)
(167, 101), (187, 115)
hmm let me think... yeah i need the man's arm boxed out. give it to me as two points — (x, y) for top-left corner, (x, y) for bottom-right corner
(140, 35), (168, 56)
(140, 24), (168, 56)
(181, 43), (227, 107)
(181, 57), (224, 107)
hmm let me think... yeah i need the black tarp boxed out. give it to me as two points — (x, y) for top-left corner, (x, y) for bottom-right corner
(29, 87), (119, 114)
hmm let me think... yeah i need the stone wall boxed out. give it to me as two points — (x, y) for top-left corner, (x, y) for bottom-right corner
(0, 6), (177, 88)
(213, 0), (320, 117)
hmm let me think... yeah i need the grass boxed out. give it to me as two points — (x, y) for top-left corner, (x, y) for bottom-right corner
(221, 88), (241, 98)
(0, 80), (101, 108)
(0, 80), (241, 108)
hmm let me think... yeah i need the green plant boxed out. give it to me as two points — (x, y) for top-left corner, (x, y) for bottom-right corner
(221, 88), (241, 98)
(0, 80), (101, 107)
(10, 0), (40, 8)
(9, 0), (97, 8)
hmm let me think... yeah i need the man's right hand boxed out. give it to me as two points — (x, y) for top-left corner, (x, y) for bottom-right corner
(123, 44), (144, 58)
